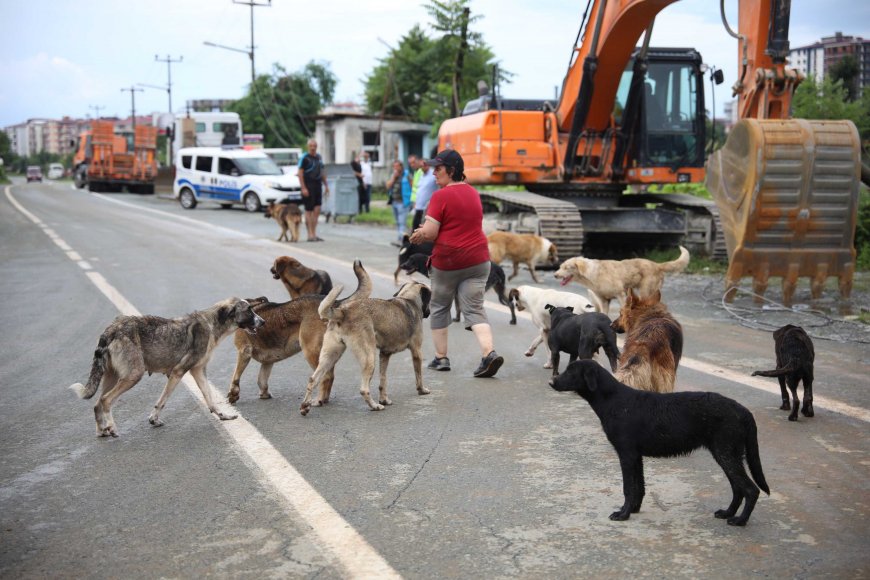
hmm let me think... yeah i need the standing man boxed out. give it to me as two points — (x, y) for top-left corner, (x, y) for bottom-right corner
(298, 138), (329, 242)
(407, 154), (421, 210)
(386, 159), (412, 246)
(411, 158), (435, 231)
(360, 151), (372, 213)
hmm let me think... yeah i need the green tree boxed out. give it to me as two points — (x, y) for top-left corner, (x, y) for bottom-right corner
(363, 0), (506, 133)
(828, 55), (861, 101)
(792, 75), (870, 143)
(227, 61), (337, 148)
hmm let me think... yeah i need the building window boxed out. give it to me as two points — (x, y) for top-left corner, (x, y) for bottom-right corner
(362, 130), (381, 164)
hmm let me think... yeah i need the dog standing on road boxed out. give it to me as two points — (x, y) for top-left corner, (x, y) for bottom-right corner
(69, 298), (264, 437)
(551, 360), (770, 526)
(507, 285), (597, 368)
(300, 278), (432, 415)
(554, 246), (690, 314)
(487, 231), (558, 283)
(271, 255), (333, 299)
(611, 289), (683, 393)
(399, 252), (517, 325)
(228, 260), (372, 405)
(545, 305), (619, 377)
(265, 200), (303, 243)
(752, 324), (815, 421)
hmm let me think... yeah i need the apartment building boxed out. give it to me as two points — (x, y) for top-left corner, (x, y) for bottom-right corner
(3, 117), (91, 158)
(790, 32), (870, 97)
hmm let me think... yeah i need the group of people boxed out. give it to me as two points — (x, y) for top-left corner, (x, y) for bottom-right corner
(295, 138), (504, 378)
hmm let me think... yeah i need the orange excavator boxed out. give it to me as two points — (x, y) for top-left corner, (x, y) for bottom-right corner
(437, 0), (863, 304)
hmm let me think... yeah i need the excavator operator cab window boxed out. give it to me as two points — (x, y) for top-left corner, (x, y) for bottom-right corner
(640, 59), (703, 168)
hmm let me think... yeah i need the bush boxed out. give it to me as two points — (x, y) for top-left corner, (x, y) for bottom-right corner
(856, 186), (870, 271)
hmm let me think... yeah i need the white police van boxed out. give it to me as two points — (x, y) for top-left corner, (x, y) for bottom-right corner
(174, 147), (301, 212)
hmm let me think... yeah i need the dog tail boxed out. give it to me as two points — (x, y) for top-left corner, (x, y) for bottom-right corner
(660, 246), (690, 273)
(318, 284), (345, 321)
(751, 365), (794, 378)
(343, 259), (372, 304)
(744, 415), (770, 495)
(69, 334), (110, 399)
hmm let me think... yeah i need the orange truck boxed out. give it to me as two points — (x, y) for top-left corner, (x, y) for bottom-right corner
(72, 120), (158, 194)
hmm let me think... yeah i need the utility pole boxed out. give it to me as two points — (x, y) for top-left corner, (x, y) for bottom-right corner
(154, 54), (183, 113)
(89, 105), (105, 120)
(233, 0), (271, 86)
(120, 86), (144, 135)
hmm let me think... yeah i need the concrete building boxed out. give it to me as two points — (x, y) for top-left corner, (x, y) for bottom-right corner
(313, 102), (435, 186)
(790, 32), (870, 97)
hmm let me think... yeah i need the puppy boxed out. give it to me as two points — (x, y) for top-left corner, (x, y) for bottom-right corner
(69, 298), (264, 437)
(265, 200), (303, 242)
(299, 277), (432, 415)
(228, 260), (371, 404)
(611, 289), (683, 393)
(399, 252), (517, 325)
(507, 285), (596, 368)
(551, 360), (770, 526)
(487, 231), (558, 283)
(554, 246), (690, 314)
(271, 255), (333, 299)
(752, 324), (815, 421)
(545, 305), (619, 377)
(394, 233), (434, 284)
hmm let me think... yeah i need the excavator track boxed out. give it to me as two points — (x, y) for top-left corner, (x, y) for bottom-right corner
(480, 190), (585, 258)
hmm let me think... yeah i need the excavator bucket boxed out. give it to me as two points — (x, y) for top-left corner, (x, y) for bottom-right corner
(706, 119), (860, 305)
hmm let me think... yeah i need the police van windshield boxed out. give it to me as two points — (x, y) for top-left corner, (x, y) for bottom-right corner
(235, 157), (283, 176)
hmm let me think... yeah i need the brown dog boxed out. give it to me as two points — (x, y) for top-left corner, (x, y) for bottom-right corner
(610, 289), (683, 393)
(265, 200), (303, 242)
(228, 260), (371, 405)
(554, 247), (690, 315)
(487, 231), (558, 283)
(271, 256), (333, 299)
(300, 273), (432, 416)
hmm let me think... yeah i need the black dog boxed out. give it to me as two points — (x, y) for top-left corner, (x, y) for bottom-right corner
(551, 360), (770, 526)
(393, 234), (434, 284)
(545, 305), (619, 377)
(399, 252), (517, 325)
(752, 324), (815, 421)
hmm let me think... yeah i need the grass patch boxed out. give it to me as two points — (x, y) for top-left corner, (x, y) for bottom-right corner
(642, 247), (727, 275)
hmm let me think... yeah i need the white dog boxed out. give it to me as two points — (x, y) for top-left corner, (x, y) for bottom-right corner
(507, 285), (597, 368)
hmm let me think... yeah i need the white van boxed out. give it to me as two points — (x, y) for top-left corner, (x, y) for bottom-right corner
(263, 148), (303, 175)
(173, 147), (301, 212)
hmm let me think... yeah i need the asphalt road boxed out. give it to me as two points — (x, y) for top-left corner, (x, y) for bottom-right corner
(1, 180), (868, 579)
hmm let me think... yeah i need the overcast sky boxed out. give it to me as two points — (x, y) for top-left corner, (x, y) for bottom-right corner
(1, 0), (867, 128)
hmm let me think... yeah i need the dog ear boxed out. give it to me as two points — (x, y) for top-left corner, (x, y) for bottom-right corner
(272, 257), (287, 276)
(651, 290), (661, 303)
(218, 304), (233, 325)
(544, 303), (554, 312)
(244, 296), (269, 308)
(582, 361), (600, 392)
(566, 306), (574, 312)
(508, 288), (519, 302)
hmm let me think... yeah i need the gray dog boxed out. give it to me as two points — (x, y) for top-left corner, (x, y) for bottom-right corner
(300, 277), (432, 415)
(70, 298), (264, 437)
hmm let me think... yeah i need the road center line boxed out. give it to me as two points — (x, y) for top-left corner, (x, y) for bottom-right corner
(6, 185), (401, 579)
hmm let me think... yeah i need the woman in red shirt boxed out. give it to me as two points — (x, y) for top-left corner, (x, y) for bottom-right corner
(408, 149), (504, 378)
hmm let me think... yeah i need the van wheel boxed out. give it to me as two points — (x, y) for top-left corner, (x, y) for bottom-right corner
(244, 193), (261, 212)
(179, 188), (197, 209)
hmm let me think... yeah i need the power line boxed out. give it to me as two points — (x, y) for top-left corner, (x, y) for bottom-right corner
(154, 54), (183, 114)
(120, 86), (144, 134)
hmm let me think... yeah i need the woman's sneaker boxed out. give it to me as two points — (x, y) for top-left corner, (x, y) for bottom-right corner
(473, 351), (504, 378)
(427, 357), (451, 371)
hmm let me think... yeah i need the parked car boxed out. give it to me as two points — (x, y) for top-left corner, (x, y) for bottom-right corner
(173, 147), (301, 212)
(263, 147), (302, 175)
(47, 163), (65, 179)
(26, 166), (43, 182)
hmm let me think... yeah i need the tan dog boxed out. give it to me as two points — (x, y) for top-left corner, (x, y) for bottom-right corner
(265, 200), (303, 242)
(610, 289), (683, 393)
(69, 298), (264, 437)
(228, 260), (371, 405)
(299, 276), (432, 416)
(487, 231), (558, 283)
(554, 246), (690, 315)
(271, 256), (333, 299)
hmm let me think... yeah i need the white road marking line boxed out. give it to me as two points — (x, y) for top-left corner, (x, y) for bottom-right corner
(66, 251), (83, 261)
(6, 184), (402, 579)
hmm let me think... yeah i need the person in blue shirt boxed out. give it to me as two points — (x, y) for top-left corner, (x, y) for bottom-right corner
(297, 139), (329, 242)
(411, 158), (436, 231)
(386, 159), (412, 246)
